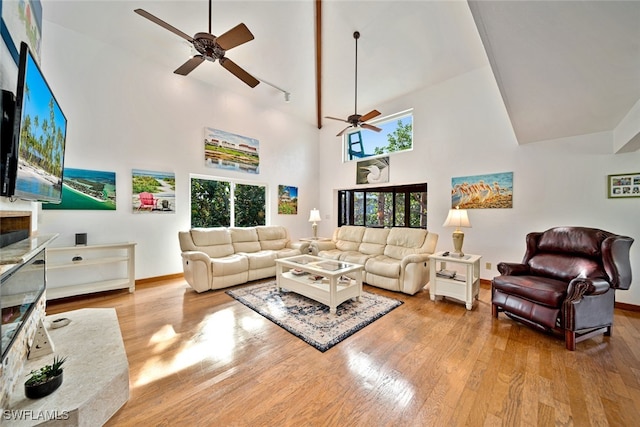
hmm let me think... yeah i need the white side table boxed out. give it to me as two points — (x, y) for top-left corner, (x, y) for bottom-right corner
(428, 251), (481, 310)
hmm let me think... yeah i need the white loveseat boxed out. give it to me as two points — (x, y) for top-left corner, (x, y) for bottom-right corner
(309, 226), (438, 295)
(178, 226), (308, 293)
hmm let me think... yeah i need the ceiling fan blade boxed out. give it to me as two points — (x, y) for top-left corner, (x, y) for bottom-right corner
(359, 109), (381, 123)
(134, 9), (193, 42)
(219, 58), (260, 88)
(336, 126), (352, 137)
(216, 23), (255, 51)
(174, 55), (205, 76)
(361, 123), (382, 133)
(325, 116), (349, 123)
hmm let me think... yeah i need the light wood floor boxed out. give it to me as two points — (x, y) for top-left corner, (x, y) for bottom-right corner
(46, 277), (640, 426)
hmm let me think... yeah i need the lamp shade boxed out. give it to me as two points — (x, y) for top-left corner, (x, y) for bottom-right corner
(442, 208), (471, 230)
(308, 209), (321, 223)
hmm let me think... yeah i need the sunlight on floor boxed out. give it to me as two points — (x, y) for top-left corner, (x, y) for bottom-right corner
(346, 349), (415, 407)
(134, 308), (245, 388)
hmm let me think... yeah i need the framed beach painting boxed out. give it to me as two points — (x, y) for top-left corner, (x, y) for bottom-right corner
(451, 172), (513, 209)
(356, 157), (389, 185)
(132, 169), (175, 213)
(43, 168), (116, 210)
(278, 185), (298, 214)
(204, 127), (259, 174)
(607, 172), (640, 198)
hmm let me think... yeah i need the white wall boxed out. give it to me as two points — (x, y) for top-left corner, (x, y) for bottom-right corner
(31, 22), (319, 279)
(318, 65), (640, 306)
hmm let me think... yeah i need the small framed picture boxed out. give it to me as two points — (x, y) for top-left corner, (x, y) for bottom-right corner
(607, 172), (640, 198)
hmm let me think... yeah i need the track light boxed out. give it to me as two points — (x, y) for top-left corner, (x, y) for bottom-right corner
(254, 76), (291, 103)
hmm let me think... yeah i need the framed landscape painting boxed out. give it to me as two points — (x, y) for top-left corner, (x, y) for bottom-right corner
(451, 172), (513, 209)
(132, 169), (175, 213)
(204, 127), (260, 174)
(608, 172), (640, 198)
(43, 168), (116, 210)
(278, 185), (298, 214)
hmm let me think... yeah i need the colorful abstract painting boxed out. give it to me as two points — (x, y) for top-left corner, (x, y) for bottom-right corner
(132, 169), (175, 214)
(43, 168), (116, 210)
(451, 172), (513, 209)
(278, 185), (298, 214)
(204, 127), (259, 174)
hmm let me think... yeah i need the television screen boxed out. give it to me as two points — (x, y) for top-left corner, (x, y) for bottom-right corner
(12, 42), (67, 203)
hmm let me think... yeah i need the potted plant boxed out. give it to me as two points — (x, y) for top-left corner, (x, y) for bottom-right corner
(24, 355), (67, 399)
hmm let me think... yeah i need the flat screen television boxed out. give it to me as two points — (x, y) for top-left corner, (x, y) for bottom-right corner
(1, 42), (67, 203)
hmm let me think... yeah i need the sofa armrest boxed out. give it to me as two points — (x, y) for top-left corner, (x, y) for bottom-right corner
(497, 262), (530, 276)
(400, 253), (431, 268)
(181, 250), (211, 263)
(289, 241), (310, 253)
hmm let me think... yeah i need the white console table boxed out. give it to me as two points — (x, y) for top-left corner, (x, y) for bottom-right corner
(46, 243), (136, 300)
(428, 251), (481, 310)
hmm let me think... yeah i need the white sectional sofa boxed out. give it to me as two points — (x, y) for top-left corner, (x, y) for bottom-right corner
(309, 226), (438, 295)
(178, 226), (308, 293)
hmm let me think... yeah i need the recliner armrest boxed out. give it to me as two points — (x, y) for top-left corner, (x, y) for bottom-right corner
(497, 262), (530, 276)
(181, 251), (211, 263)
(401, 253), (430, 268)
(566, 277), (611, 301)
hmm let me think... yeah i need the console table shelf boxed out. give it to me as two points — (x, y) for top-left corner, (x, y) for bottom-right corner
(46, 243), (136, 300)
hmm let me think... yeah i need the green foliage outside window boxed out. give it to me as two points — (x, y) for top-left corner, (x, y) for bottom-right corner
(235, 183), (266, 226)
(373, 120), (413, 156)
(190, 178), (231, 227)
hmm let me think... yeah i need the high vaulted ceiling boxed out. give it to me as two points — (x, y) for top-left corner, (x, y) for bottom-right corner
(42, 1), (640, 151)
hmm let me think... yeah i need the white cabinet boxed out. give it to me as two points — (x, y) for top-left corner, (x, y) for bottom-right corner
(428, 251), (481, 310)
(46, 243), (136, 300)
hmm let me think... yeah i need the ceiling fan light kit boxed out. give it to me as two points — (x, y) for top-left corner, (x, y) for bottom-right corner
(134, 1), (260, 88)
(325, 31), (382, 137)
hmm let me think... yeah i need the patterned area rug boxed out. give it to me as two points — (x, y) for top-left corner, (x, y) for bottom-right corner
(226, 281), (403, 352)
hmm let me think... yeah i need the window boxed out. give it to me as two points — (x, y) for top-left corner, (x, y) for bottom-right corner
(344, 109), (413, 161)
(190, 176), (266, 227)
(338, 183), (427, 228)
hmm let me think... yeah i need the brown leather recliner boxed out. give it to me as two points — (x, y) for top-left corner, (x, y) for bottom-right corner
(491, 227), (634, 350)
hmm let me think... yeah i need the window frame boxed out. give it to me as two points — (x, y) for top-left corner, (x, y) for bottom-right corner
(189, 174), (269, 228)
(338, 182), (428, 229)
(343, 109), (414, 162)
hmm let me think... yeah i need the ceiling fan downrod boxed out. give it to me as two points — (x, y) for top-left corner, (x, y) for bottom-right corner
(354, 31), (360, 117)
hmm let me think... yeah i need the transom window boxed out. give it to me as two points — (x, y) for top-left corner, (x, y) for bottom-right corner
(190, 176), (266, 227)
(344, 109), (413, 161)
(338, 183), (427, 228)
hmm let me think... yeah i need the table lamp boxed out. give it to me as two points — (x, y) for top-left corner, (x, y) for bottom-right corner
(442, 207), (471, 257)
(308, 209), (321, 239)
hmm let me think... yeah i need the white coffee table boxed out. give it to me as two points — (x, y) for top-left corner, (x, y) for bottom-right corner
(275, 255), (364, 314)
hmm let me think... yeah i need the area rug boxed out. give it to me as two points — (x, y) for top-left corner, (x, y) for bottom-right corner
(226, 281), (403, 352)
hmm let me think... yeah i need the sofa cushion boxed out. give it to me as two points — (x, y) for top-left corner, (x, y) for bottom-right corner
(256, 225), (288, 250)
(190, 228), (234, 258)
(340, 251), (373, 265)
(359, 228), (390, 255)
(230, 227), (261, 253)
(366, 256), (401, 278)
(242, 251), (277, 269)
(383, 228), (427, 260)
(528, 253), (605, 282)
(335, 226), (366, 251)
(210, 254), (248, 276)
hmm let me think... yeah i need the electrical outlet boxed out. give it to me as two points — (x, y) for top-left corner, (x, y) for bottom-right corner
(485, 262), (492, 270)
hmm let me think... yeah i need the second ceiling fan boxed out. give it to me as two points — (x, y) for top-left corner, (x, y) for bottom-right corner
(326, 31), (382, 137)
(134, 0), (260, 87)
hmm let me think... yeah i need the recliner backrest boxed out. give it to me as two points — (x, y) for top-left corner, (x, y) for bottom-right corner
(524, 227), (629, 284)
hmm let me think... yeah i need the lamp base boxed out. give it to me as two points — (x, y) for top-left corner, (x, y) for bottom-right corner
(452, 230), (465, 257)
(312, 223), (318, 240)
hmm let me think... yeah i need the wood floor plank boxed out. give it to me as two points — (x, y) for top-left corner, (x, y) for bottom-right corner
(43, 278), (640, 426)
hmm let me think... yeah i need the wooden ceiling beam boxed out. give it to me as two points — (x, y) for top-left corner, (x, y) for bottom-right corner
(315, 0), (322, 129)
